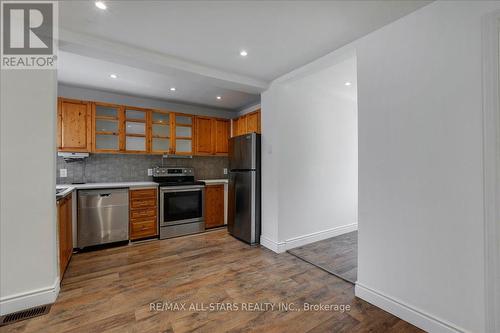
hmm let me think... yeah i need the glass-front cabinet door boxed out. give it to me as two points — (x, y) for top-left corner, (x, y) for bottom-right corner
(124, 108), (148, 153)
(94, 103), (121, 152)
(173, 114), (193, 155)
(151, 111), (171, 154)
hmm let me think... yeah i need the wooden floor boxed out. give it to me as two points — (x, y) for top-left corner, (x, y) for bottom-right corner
(288, 231), (358, 283)
(1, 230), (421, 333)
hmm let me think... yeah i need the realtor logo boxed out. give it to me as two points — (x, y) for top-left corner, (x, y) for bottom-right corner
(1, 1), (57, 69)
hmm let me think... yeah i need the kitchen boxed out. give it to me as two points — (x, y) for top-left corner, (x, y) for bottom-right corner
(55, 91), (261, 277)
(3, 1), (494, 332)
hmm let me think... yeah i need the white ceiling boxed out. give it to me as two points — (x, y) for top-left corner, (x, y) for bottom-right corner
(308, 56), (358, 102)
(58, 0), (430, 110)
(58, 51), (258, 109)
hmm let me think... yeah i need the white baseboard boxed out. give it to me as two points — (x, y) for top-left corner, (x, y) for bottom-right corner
(285, 223), (358, 251)
(260, 235), (286, 253)
(355, 283), (468, 333)
(260, 223), (358, 254)
(0, 278), (60, 315)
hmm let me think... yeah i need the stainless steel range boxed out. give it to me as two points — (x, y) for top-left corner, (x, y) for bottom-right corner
(153, 167), (205, 239)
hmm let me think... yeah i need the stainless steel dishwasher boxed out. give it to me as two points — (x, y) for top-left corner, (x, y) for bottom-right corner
(77, 188), (129, 249)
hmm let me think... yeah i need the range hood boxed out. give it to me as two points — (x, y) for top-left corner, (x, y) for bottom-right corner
(58, 152), (89, 160)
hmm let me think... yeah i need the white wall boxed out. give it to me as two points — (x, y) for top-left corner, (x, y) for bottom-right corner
(355, 2), (498, 332)
(262, 1), (500, 332)
(261, 56), (358, 252)
(0, 70), (58, 315)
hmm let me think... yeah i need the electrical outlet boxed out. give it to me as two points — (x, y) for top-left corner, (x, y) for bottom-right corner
(223, 168), (228, 175)
(147, 168), (153, 176)
(60, 169), (67, 178)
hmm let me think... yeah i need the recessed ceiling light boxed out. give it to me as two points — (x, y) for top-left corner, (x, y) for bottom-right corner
(344, 81), (352, 86)
(109, 74), (117, 79)
(240, 50), (248, 57)
(170, 87), (176, 91)
(216, 96), (222, 100)
(95, 1), (107, 10)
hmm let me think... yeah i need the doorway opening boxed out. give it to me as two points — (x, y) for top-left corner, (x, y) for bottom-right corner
(284, 54), (358, 284)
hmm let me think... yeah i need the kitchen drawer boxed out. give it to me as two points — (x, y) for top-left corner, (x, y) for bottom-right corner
(130, 188), (157, 200)
(130, 207), (157, 219)
(130, 219), (157, 239)
(130, 197), (157, 209)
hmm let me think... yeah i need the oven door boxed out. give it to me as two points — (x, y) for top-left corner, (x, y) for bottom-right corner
(160, 185), (205, 226)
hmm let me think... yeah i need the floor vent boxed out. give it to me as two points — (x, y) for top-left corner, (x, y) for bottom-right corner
(0, 304), (51, 326)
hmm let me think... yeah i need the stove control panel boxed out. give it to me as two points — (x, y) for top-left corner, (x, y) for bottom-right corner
(152, 167), (194, 177)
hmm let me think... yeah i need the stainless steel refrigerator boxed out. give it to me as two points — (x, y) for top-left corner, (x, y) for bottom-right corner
(228, 133), (261, 245)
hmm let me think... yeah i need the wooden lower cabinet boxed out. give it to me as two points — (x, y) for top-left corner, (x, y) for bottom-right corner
(130, 219), (157, 239)
(129, 188), (158, 240)
(58, 193), (73, 279)
(205, 184), (225, 229)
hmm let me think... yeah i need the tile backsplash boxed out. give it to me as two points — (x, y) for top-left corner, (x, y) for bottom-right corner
(56, 154), (229, 184)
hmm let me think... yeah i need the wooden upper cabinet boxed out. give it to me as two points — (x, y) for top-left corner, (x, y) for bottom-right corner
(231, 117), (241, 137)
(236, 116), (247, 136)
(195, 116), (214, 155)
(214, 119), (229, 155)
(93, 102), (123, 153)
(57, 96), (232, 156)
(151, 111), (171, 154)
(231, 110), (261, 137)
(57, 98), (92, 152)
(246, 110), (261, 134)
(93, 103), (152, 154)
(172, 113), (193, 155)
(124, 107), (149, 153)
(194, 117), (229, 156)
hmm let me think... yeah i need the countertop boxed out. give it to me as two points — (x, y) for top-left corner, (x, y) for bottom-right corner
(56, 180), (228, 199)
(56, 186), (75, 200)
(199, 179), (229, 185)
(56, 181), (158, 199)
